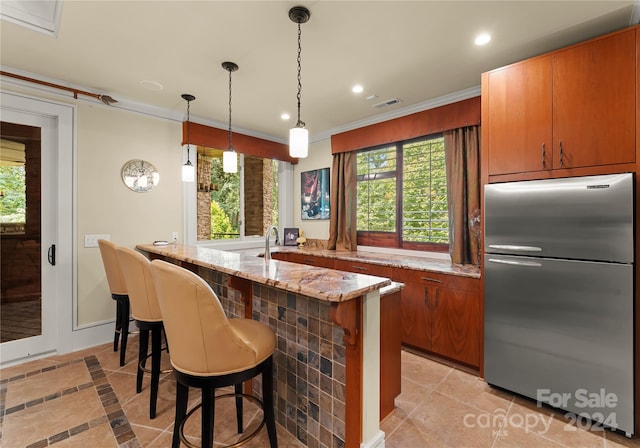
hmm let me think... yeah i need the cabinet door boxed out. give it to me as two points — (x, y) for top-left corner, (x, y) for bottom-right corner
(487, 56), (553, 175)
(553, 29), (636, 169)
(431, 287), (481, 367)
(399, 281), (432, 351)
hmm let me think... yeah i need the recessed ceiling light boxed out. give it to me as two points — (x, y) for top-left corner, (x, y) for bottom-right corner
(352, 84), (364, 94)
(139, 80), (164, 91)
(475, 33), (491, 46)
(281, 113), (290, 121)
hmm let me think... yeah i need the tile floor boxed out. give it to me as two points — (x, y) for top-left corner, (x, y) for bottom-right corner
(1, 298), (41, 343)
(1, 337), (639, 448)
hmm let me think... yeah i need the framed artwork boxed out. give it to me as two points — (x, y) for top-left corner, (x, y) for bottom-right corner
(301, 168), (330, 220)
(284, 228), (299, 246)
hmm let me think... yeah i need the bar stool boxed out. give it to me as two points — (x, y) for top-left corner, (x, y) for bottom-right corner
(97, 239), (130, 367)
(116, 246), (166, 419)
(150, 260), (278, 448)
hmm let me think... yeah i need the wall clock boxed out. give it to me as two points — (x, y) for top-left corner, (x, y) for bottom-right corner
(121, 159), (159, 192)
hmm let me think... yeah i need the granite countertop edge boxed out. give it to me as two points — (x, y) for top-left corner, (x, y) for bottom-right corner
(137, 243), (392, 303)
(261, 246), (481, 279)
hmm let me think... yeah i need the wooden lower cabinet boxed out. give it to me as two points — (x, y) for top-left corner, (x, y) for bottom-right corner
(399, 281), (432, 351)
(395, 268), (481, 368)
(431, 286), (481, 367)
(276, 252), (482, 368)
(380, 289), (401, 420)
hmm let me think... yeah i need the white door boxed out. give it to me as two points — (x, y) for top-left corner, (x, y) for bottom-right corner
(1, 92), (74, 366)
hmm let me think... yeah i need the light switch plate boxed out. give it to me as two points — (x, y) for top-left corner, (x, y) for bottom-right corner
(85, 234), (110, 248)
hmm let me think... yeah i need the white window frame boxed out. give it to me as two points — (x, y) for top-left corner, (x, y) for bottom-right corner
(183, 148), (294, 249)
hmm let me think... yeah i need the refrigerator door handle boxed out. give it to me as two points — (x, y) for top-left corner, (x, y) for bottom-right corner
(488, 258), (542, 267)
(488, 244), (543, 252)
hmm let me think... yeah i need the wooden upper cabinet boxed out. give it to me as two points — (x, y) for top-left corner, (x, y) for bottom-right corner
(484, 27), (637, 177)
(552, 29), (636, 169)
(487, 55), (553, 175)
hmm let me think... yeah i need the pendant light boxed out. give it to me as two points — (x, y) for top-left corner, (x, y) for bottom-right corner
(222, 61), (238, 173)
(288, 6), (310, 158)
(181, 93), (196, 182)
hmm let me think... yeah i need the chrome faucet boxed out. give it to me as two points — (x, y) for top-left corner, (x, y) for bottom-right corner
(264, 226), (280, 261)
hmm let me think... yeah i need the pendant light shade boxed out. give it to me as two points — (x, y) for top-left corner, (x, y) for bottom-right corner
(181, 154), (195, 182)
(289, 6), (310, 158)
(222, 61), (239, 174)
(223, 150), (237, 173)
(289, 126), (308, 158)
(181, 94), (196, 183)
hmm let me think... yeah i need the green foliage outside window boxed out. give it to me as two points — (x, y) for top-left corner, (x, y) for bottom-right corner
(356, 135), (448, 247)
(0, 166), (26, 223)
(209, 158), (240, 238)
(356, 146), (396, 232)
(402, 138), (448, 243)
(210, 200), (235, 239)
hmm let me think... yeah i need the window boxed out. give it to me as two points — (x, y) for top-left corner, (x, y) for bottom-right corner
(356, 134), (448, 250)
(0, 165), (26, 225)
(196, 150), (279, 241)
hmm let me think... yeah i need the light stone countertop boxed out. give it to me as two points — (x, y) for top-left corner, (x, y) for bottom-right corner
(137, 243), (392, 302)
(234, 246), (481, 279)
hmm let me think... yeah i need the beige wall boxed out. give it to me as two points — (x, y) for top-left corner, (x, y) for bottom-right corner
(76, 104), (183, 326)
(292, 138), (332, 241)
(1, 83), (337, 328)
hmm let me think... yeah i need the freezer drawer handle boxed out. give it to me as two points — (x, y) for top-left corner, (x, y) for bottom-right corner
(488, 258), (542, 267)
(488, 245), (542, 252)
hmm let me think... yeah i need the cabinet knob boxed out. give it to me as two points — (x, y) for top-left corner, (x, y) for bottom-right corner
(559, 141), (564, 167)
(541, 143), (545, 168)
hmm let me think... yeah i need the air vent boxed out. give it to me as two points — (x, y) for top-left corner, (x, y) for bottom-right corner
(372, 98), (402, 108)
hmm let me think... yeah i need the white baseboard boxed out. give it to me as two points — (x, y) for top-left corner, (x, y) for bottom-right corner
(70, 320), (118, 352)
(361, 430), (385, 448)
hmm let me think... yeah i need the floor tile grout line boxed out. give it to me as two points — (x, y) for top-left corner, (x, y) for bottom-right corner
(0, 358), (84, 385)
(12, 354), (142, 448)
(84, 355), (142, 447)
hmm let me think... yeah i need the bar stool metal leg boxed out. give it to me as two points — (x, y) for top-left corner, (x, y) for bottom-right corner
(173, 382), (189, 448)
(137, 328), (149, 393)
(235, 383), (243, 434)
(119, 297), (130, 367)
(150, 325), (162, 419)
(114, 298), (122, 351)
(262, 357), (278, 448)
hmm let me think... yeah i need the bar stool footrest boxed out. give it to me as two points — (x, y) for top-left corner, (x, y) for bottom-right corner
(179, 392), (266, 448)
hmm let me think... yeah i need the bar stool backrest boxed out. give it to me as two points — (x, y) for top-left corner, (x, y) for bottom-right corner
(116, 247), (162, 322)
(98, 239), (127, 296)
(150, 259), (261, 376)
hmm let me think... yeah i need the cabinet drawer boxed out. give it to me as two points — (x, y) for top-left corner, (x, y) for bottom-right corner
(393, 268), (479, 292)
(333, 259), (393, 278)
(286, 253), (335, 269)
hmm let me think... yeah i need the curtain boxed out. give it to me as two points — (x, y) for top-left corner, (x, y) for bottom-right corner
(328, 151), (357, 251)
(444, 125), (481, 265)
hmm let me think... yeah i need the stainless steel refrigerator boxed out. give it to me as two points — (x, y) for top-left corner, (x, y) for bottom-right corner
(484, 173), (634, 436)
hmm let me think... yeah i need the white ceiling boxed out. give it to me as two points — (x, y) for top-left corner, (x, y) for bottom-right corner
(1, 1), (638, 145)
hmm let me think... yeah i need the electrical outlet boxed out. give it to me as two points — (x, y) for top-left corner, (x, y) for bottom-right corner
(171, 232), (178, 243)
(85, 234), (110, 248)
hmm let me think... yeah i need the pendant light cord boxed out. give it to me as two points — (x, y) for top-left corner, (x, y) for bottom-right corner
(296, 22), (305, 128)
(228, 68), (233, 149)
(186, 98), (192, 165)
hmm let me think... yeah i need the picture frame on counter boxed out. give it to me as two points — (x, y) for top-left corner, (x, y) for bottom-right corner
(284, 228), (299, 246)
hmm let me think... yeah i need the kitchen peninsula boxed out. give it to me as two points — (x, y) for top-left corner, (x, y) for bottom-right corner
(136, 243), (394, 448)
